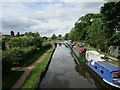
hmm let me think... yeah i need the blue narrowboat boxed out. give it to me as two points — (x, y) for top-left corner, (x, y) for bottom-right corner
(86, 51), (120, 88)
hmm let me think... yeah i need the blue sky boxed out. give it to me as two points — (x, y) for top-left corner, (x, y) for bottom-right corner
(1, 0), (104, 37)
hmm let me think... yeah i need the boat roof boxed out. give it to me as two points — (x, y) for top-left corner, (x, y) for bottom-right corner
(97, 61), (120, 72)
(73, 46), (86, 53)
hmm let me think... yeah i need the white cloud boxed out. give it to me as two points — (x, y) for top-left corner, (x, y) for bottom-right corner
(0, 0), (104, 2)
(2, 2), (103, 37)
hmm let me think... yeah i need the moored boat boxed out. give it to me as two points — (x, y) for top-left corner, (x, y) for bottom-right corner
(86, 51), (120, 88)
(72, 44), (86, 62)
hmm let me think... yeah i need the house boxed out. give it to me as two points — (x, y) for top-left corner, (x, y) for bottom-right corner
(109, 44), (120, 59)
(0, 35), (14, 39)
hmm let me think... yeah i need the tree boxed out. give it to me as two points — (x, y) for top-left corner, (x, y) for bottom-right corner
(87, 18), (107, 51)
(51, 34), (57, 39)
(33, 32), (40, 37)
(16, 32), (20, 37)
(100, 1), (120, 37)
(58, 34), (62, 38)
(32, 37), (43, 48)
(64, 33), (69, 40)
(10, 31), (14, 36)
(24, 32), (40, 37)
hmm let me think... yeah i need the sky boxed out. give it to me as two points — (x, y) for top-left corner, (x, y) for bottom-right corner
(1, 0), (104, 37)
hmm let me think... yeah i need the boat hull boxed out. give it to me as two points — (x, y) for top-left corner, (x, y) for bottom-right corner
(72, 47), (86, 62)
(86, 60), (120, 88)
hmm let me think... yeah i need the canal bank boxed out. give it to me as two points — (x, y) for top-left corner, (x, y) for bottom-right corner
(20, 45), (56, 88)
(38, 44), (110, 88)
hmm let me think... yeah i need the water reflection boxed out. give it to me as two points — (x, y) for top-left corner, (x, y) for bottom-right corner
(70, 50), (113, 89)
(38, 44), (112, 89)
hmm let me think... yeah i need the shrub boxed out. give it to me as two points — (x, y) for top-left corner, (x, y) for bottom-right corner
(42, 41), (52, 49)
(24, 46), (40, 59)
(8, 37), (33, 47)
(2, 48), (25, 74)
(32, 37), (43, 48)
(3, 48), (25, 66)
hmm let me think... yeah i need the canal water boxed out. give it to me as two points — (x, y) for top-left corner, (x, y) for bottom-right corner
(38, 44), (110, 89)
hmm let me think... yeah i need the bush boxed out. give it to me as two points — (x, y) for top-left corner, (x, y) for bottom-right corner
(32, 37), (43, 48)
(2, 48), (25, 74)
(8, 37), (33, 47)
(3, 48), (25, 66)
(24, 46), (40, 59)
(42, 41), (52, 49)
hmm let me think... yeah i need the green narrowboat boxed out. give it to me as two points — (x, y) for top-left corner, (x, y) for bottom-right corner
(72, 45), (86, 62)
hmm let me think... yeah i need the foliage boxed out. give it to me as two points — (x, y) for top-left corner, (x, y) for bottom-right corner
(24, 32), (40, 37)
(64, 33), (69, 40)
(8, 37), (33, 47)
(32, 37), (43, 48)
(8, 37), (43, 48)
(2, 46), (40, 74)
(16, 32), (20, 37)
(3, 48), (25, 66)
(10, 31), (15, 36)
(51, 34), (57, 39)
(101, 1), (120, 33)
(21, 46), (55, 88)
(58, 34), (62, 38)
(2, 71), (23, 88)
(67, 1), (120, 51)
(42, 41), (52, 49)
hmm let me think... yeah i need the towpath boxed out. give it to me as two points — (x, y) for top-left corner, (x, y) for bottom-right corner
(11, 49), (51, 88)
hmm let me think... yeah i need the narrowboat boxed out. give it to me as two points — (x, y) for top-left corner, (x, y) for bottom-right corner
(72, 44), (86, 62)
(86, 51), (120, 88)
(66, 42), (77, 48)
(66, 42), (72, 48)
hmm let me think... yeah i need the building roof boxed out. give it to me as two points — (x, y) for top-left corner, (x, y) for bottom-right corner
(1, 35), (14, 38)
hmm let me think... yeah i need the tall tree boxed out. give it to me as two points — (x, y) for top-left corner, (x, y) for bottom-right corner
(58, 34), (62, 38)
(100, 1), (120, 37)
(10, 31), (14, 36)
(64, 33), (69, 40)
(16, 32), (20, 37)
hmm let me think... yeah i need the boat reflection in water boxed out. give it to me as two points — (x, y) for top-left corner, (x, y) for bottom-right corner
(71, 51), (115, 89)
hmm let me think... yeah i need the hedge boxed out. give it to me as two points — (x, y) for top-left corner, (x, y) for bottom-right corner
(2, 41), (52, 75)
(7, 37), (43, 48)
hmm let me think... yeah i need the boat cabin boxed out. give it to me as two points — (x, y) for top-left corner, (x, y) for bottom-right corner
(86, 51), (105, 62)
(86, 53), (120, 88)
(88, 60), (120, 88)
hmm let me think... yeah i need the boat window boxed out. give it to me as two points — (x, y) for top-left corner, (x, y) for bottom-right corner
(100, 69), (104, 74)
(94, 66), (97, 69)
(112, 72), (120, 79)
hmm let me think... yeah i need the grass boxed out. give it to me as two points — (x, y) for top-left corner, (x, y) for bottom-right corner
(2, 46), (52, 89)
(2, 71), (23, 88)
(83, 46), (97, 51)
(21, 46), (55, 88)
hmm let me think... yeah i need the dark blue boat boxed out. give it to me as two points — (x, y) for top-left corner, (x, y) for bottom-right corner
(86, 51), (120, 88)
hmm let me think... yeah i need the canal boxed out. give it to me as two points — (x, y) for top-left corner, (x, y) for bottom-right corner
(38, 44), (110, 89)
